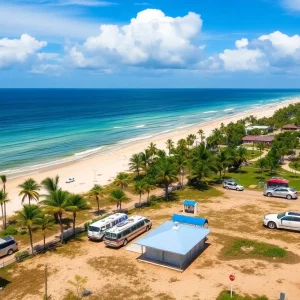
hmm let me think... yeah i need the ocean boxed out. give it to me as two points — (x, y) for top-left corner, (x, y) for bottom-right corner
(1, 88), (300, 176)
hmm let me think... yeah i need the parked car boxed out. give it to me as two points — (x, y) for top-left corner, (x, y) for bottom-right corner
(0, 237), (18, 257)
(223, 180), (244, 191)
(65, 177), (75, 183)
(263, 212), (300, 230)
(263, 187), (298, 200)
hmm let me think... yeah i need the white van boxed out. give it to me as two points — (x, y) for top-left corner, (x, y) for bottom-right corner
(88, 213), (128, 241)
(0, 237), (18, 257)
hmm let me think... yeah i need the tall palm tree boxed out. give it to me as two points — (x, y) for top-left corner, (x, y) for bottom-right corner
(175, 154), (187, 188)
(216, 150), (231, 179)
(256, 142), (265, 158)
(0, 175), (7, 229)
(41, 189), (69, 243)
(190, 161), (214, 186)
(110, 189), (128, 210)
(133, 180), (146, 203)
(65, 194), (89, 236)
(88, 184), (105, 215)
(186, 134), (197, 149)
(256, 158), (268, 173)
(36, 214), (54, 251)
(0, 191), (10, 230)
(41, 175), (60, 193)
(113, 173), (130, 190)
(197, 129), (205, 143)
(17, 205), (41, 254)
(129, 153), (143, 176)
(166, 139), (174, 156)
(148, 142), (158, 159)
(235, 146), (248, 170)
(155, 158), (178, 200)
(143, 177), (156, 202)
(18, 178), (41, 205)
(140, 150), (151, 172)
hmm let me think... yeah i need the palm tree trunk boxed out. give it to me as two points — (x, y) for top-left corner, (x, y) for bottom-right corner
(28, 226), (34, 255)
(96, 196), (100, 215)
(73, 212), (76, 237)
(0, 204), (4, 229)
(165, 184), (169, 200)
(119, 200), (122, 210)
(139, 193), (141, 203)
(147, 191), (150, 202)
(3, 202), (6, 229)
(43, 230), (46, 251)
(28, 196), (31, 206)
(59, 213), (64, 243)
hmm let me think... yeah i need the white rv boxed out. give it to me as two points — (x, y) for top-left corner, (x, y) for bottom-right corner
(88, 213), (128, 241)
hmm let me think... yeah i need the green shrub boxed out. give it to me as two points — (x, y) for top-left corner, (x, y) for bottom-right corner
(19, 230), (27, 235)
(263, 248), (286, 258)
(217, 291), (268, 300)
(3, 226), (18, 236)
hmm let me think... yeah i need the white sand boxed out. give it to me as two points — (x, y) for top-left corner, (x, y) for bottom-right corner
(4, 98), (299, 216)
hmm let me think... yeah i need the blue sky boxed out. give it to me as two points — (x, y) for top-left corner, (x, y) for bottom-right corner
(1, 0), (300, 88)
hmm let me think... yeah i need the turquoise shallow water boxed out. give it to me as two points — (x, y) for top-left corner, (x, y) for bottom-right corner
(0, 88), (299, 175)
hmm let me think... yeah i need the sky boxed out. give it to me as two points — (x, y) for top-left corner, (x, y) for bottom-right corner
(1, 0), (300, 88)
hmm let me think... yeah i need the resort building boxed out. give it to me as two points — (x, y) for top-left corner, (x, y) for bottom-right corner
(281, 124), (298, 131)
(135, 214), (210, 271)
(242, 135), (274, 145)
(245, 125), (272, 135)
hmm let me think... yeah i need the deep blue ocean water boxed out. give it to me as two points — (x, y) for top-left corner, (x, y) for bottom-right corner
(1, 89), (300, 176)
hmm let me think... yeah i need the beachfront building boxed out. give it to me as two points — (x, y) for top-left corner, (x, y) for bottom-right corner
(183, 200), (198, 215)
(281, 124), (298, 131)
(242, 135), (274, 145)
(245, 125), (271, 135)
(135, 214), (210, 271)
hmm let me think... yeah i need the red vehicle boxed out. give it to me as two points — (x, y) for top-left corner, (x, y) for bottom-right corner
(267, 177), (289, 188)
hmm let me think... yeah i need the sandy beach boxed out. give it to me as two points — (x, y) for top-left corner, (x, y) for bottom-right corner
(4, 98), (299, 217)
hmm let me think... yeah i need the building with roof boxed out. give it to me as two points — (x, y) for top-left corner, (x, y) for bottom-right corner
(245, 125), (271, 135)
(242, 135), (274, 145)
(183, 200), (198, 215)
(281, 124), (298, 131)
(135, 214), (210, 271)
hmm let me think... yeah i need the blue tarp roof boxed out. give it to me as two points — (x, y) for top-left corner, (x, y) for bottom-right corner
(183, 200), (197, 206)
(135, 221), (210, 255)
(172, 214), (208, 226)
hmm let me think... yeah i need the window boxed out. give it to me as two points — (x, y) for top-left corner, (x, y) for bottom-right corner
(117, 233), (121, 239)
(281, 189), (288, 192)
(291, 217), (300, 222)
(145, 219), (150, 223)
(106, 224), (111, 229)
(0, 243), (9, 250)
(288, 212), (300, 216)
(89, 226), (100, 232)
(112, 221), (116, 226)
(282, 216), (294, 221)
(277, 213), (286, 219)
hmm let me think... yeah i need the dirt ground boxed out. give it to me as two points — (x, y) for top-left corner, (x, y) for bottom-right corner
(2, 188), (300, 300)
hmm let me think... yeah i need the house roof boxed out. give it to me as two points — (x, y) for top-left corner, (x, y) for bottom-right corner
(172, 214), (207, 226)
(282, 124), (298, 129)
(267, 178), (289, 184)
(246, 126), (270, 130)
(242, 135), (274, 142)
(135, 221), (210, 255)
(183, 200), (197, 207)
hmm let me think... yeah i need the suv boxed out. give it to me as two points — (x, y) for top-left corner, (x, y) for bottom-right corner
(263, 187), (298, 200)
(0, 237), (18, 257)
(223, 180), (244, 191)
(263, 212), (300, 231)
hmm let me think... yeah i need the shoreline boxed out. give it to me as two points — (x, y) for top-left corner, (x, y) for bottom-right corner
(4, 98), (299, 216)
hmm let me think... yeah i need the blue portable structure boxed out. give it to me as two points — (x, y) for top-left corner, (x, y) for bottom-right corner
(135, 214), (210, 270)
(183, 200), (198, 215)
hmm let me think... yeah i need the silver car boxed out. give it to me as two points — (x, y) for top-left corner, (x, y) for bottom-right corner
(223, 180), (244, 191)
(0, 237), (18, 257)
(264, 187), (298, 200)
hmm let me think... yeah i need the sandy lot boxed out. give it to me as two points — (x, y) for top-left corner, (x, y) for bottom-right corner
(2, 188), (300, 300)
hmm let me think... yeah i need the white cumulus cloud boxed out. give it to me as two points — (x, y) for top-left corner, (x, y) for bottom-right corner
(282, 0), (300, 11)
(69, 9), (203, 69)
(235, 38), (249, 49)
(0, 34), (47, 69)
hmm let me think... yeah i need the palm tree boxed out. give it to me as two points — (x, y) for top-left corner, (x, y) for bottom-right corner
(114, 172), (130, 190)
(197, 129), (205, 143)
(129, 153), (143, 176)
(0, 191), (10, 230)
(175, 154), (187, 188)
(17, 205), (41, 254)
(155, 158), (178, 200)
(110, 189), (128, 210)
(88, 184), (105, 215)
(143, 177), (156, 202)
(257, 158), (268, 173)
(65, 194), (89, 236)
(36, 214), (54, 251)
(190, 161), (214, 187)
(257, 142), (265, 158)
(148, 142), (158, 159)
(216, 150), (231, 179)
(41, 189), (69, 243)
(166, 139), (174, 156)
(133, 180), (146, 203)
(234, 147), (248, 170)
(41, 175), (60, 193)
(140, 150), (151, 172)
(18, 178), (41, 205)
(0, 175), (7, 229)
(186, 134), (196, 149)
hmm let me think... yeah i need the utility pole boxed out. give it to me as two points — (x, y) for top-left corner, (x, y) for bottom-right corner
(44, 264), (51, 300)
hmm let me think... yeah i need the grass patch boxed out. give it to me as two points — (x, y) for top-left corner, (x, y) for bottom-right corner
(217, 234), (300, 263)
(246, 149), (262, 160)
(217, 291), (268, 300)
